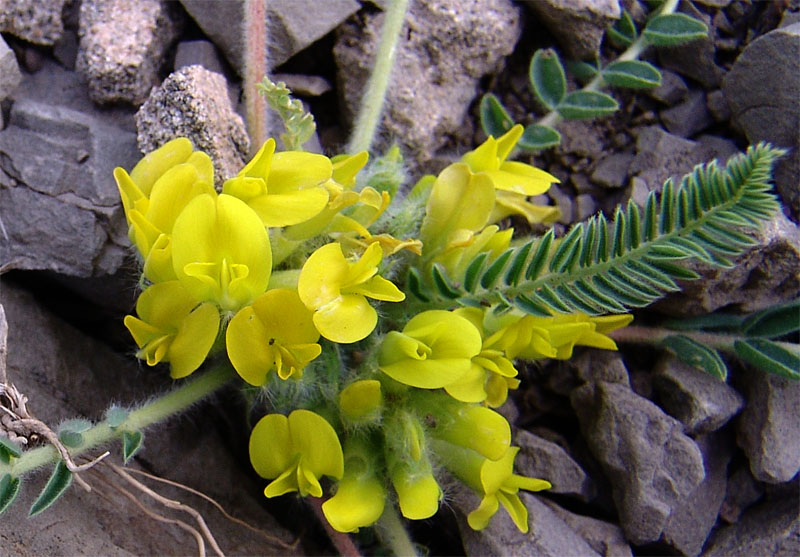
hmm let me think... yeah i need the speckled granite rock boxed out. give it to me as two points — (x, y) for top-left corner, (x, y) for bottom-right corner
(0, 0), (67, 45)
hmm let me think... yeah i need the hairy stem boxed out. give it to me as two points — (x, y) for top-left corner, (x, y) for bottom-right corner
(377, 503), (418, 557)
(347, 0), (410, 154)
(244, 0), (269, 155)
(1, 364), (235, 478)
(538, 0), (680, 128)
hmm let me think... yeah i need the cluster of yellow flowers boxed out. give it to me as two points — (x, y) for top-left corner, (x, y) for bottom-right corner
(116, 125), (631, 534)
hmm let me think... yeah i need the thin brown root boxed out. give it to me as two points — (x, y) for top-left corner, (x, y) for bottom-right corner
(109, 462), (225, 557)
(307, 496), (361, 557)
(122, 466), (297, 549)
(96, 470), (207, 557)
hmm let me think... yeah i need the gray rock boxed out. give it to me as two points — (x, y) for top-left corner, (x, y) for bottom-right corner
(272, 73), (333, 97)
(179, 0), (360, 75)
(657, 209), (800, 316)
(0, 35), (22, 101)
(703, 494), (800, 556)
(591, 152), (634, 188)
(547, 183), (574, 224)
(706, 89), (731, 122)
(77, 0), (182, 105)
(571, 380), (706, 544)
(661, 90), (713, 138)
(515, 429), (594, 501)
(653, 355), (744, 435)
(662, 432), (733, 556)
(646, 69), (689, 106)
(658, 3), (724, 89)
(52, 28), (79, 70)
(0, 0), (67, 45)
(539, 498), (633, 557)
(628, 126), (701, 193)
(521, 0), (620, 60)
(736, 368), (800, 483)
(723, 23), (800, 218)
(334, 0), (521, 166)
(575, 193), (597, 220)
(558, 119), (607, 159)
(0, 282), (299, 556)
(719, 465), (764, 524)
(0, 98), (139, 277)
(455, 488), (601, 556)
(174, 39), (226, 75)
(629, 176), (650, 206)
(136, 65), (250, 187)
(570, 349), (631, 386)
(696, 134), (739, 164)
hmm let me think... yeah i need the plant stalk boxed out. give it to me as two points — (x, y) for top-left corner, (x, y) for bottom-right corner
(377, 503), (418, 557)
(245, 0), (269, 156)
(1, 364), (236, 478)
(347, 0), (410, 154)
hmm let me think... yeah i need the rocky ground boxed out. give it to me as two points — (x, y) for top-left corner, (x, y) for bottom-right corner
(0, 0), (798, 555)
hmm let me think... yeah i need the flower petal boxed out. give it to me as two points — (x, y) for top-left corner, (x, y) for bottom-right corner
(130, 137), (194, 196)
(322, 476), (385, 532)
(168, 302), (220, 379)
(391, 467), (441, 520)
(249, 414), (293, 479)
(226, 306), (275, 386)
(298, 243), (348, 309)
(288, 410), (344, 480)
(313, 294), (377, 344)
(248, 187), (330, 227)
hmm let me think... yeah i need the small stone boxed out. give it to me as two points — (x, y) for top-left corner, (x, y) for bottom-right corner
(629, 126), (708, 193)
(272, 73), (332, 97)
(521, 0), (620, 60)
(658, 3), (725, 88)
(706, 89), (731, 122)
(628, 176), (650, 206)
(557, 119), (606, 158)
(661, 431), (733, 556)
(52, 29), (79, 70)
(571, 380), (706, 544)
(174, 39), (226, 75)
(660, 90), (713, 138)
(77, 0), (182, 105)
(591, 152), (634, 188)
(0, 0), (67, 45)
(515, 429), (595, 501)
(539, 498), (633, 557)
(723, 22), (800, 218)
(653, 355), (744, 435)
(547, 183), (574, 224)
(571, 349), (631, 386)
(696, 134), (739, 164)
(719, 465), (765, 524)
(575, 194), (596, 220)
(779, 10), (800, 29)
(136, 65), (250, 187)
(0, 35), (22, 100)
(736, 368), (800, 483)
(647, 69), (689, 106)
(570, 173), (594, 194)
(704, 494), (800, 556)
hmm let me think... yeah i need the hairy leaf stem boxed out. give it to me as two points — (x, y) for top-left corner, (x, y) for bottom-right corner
(377, 502), (419, 557)
(347, 0), (410, 154)
(0, 364), (235, 478)
(244, 0), (269, 156)
(538, 0), (680, 128)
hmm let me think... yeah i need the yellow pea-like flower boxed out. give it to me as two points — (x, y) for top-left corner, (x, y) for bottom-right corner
(222, 138), (332, 227)
(171, 193), (272, 313)
(226, 289), (321, 385)
(249, 410), (344, 498)
(432, 441), (551, 533)
(298, 242), (405, 343)
(338, 379), (383, 422)
(123, 281), (220, 379)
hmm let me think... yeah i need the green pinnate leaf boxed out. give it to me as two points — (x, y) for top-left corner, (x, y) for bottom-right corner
(407, 267), (431, 302)
(662, 335), (728, 380)
(566, 59), (599, 82)
(734, 339), (800, 380)
(607, 9), (637, 48)
(741, 299), (800, 338)
(557, 91), (619, 120)
(643, 13), (708, 47)
(602, 60), (662, 89)
(529, 49), (567, 110)
(481, 249), (514, 289)
(480, 94), (514, 138)
(123, 430), (144, 464)
(0, 474), (20, 515)
(518, 124), (561, 151)
(29, 461), (72, 517)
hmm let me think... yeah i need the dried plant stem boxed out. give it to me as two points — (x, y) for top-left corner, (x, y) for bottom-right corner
(307, 496), (362, 557)
(347, 0), (410, 154)
(245, 0), (269, 155)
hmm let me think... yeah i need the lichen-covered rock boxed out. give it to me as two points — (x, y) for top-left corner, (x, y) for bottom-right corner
(723, 23), (800, 219)
(136, 65), (249, 187)
(334, 0), (521, 168)
(653, 355), (744, 435)
(77, 0), (182, 105)
(0, 35), (22, 101)
(0, 0), (67, 45)
(736, 369), (800, 483)
(571, 380), (706, 544)
(179, 0), (360, 75)
(521, 0), (620, 60)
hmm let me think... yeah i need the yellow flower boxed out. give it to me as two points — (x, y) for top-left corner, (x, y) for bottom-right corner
(171, 193), (272, 312)
(390, 459), (441, 520)
(222, 138), (332, 227)
(226, 289), (321, 385)
(338, 380), (383, 422)
(432, 442), (551, 533)
(378, 310), (482, 390)
(322, 438), (386, 533)
(249, 410), (344, 498)
(123, 281), (220, 379)
(298, 242), (405, 343)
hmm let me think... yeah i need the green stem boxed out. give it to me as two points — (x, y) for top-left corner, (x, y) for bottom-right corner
(537, 0), (680, 129)
(1, 364), (236, 478)
(377, 503), (418, 557)
(347, 0), (410, 154)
